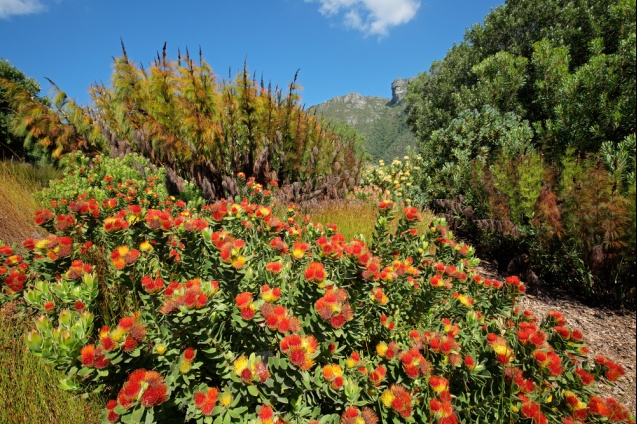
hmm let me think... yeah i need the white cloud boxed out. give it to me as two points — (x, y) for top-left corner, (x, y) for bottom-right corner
(309, 0), (420, 36)
(0, 0), (46, 19)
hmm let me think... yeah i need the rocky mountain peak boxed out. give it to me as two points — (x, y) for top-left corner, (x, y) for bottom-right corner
(389, 78), (412, 105)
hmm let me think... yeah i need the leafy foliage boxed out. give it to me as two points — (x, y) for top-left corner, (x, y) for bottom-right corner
(0, 59), (47, 161)
(403, 0), (636, 306)
(407, 0), (635, 159)
(1, 76), (107, 162)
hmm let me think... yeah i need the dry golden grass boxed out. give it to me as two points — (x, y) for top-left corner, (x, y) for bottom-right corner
(300, 198), (434, 242)
(0, 161), (58, 245)
(0, 161), (102, 424)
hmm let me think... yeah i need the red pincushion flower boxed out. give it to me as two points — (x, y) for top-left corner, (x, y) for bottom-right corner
(194, 391), (207, 407)
(183, 347), (196, 362)
(240, 307), (256, 320)
(289, 347), (306, 367)
(429, 375), (449, 393)
(236, 292), (253, 308)
(403, 206), (421, 221)
(575, 367), (595, 385)
(258, 404), (274, 420)
(81, 344), (96, 367)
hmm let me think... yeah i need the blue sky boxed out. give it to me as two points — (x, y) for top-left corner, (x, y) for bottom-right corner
(1, 0), (504, 107)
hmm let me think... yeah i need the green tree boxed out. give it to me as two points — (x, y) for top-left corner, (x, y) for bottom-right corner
(407, 0), (636, 159)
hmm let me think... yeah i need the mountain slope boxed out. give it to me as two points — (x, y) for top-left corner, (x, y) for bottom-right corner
(309, 79), (416, 162)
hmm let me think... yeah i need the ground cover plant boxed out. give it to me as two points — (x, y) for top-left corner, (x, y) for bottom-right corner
(0, 153), (634, 424)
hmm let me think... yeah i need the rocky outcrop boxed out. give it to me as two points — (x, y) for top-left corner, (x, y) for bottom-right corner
(389, 78), (412, 105)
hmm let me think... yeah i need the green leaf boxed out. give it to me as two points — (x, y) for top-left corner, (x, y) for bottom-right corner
(228, 406), (248, 418)
(130, 406), (144, 423)
(247, 385), (259, 397)
(77, 367), (93, 377)
(144, 409), (154, 424)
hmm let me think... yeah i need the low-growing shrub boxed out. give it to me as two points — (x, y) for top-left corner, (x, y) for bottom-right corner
(0, 153), (634, 423)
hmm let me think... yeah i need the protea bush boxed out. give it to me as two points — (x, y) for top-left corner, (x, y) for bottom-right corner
(0, 153), (633, 423)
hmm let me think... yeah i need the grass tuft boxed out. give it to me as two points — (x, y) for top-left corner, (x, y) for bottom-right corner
(0, 311), (102, 424)
(300, 198), (434, 241)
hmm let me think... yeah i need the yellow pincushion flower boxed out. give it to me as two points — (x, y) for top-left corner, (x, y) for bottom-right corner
(179, 362), (192, 374)
(139, 240), (153, 251)
(35, 239), (49, 250)
(110, 327), (125, 342)
(233, 355), (249, 376)
(376, 342), (388, 357)
(381, 389), (395, 407)
(219, 392), (233, 407)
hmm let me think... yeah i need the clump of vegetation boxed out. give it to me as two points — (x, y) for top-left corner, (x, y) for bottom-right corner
(3, 46), (364, 203)
(0, 153), (633, 423)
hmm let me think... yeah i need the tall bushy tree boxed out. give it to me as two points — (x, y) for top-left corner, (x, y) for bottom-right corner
(0, 59), (46, 161)
(407, 0), (636, 160)
(2, 75), (107, 162)
(92, 46), (363, 201)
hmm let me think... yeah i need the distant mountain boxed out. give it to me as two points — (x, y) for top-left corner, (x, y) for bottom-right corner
(309, 79), (417, 163)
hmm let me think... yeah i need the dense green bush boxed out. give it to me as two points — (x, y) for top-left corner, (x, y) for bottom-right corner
(0, 153), (634, 423)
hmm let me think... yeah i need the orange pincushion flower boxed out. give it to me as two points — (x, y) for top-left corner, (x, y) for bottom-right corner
(256, 404), (277, 423)
(429, 375), (449, 393)
(463, 355), (475, 370)
(378, 200), (393, 210)
(370, 287), (389, 305)
(260, 284), (281, 302)
(340, 406), (379, 424)
(575, 367), (595, 385)
(322, 363), (344, 389)
(314, 287), (353, 328)
(369, 365), (387, 386)
(280, 334), (318, 370)
(81, 344), (96, 367)
(380, 384), (412, 418)
(595, 356), (626, 382)
(403, 206), (421, 221)
(265, 261), (283, 274)
(292, 241), (309, 259)
(520, 401), (548, 424)
(548, 311), (567, 326)
(194, 387), (219, 415)
(236, 292), (253, 308)
(117, 369), (167, 410)
(260, 303), (300, 334)
(305, 261), (326, 282)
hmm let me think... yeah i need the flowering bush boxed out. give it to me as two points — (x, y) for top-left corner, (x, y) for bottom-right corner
(0, 154), (634, 423)
(359, 154), (428, 206)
